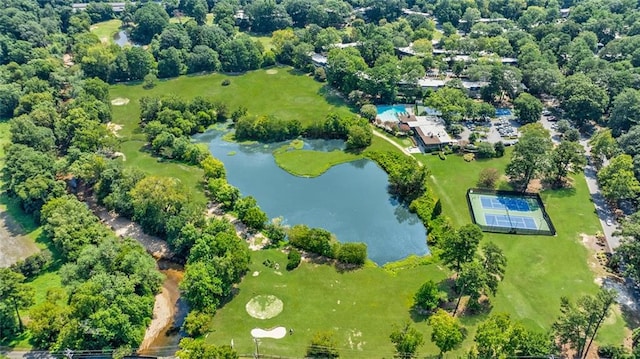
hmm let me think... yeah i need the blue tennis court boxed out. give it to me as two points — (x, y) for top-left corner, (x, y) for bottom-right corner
(485, 214), (537, 229)
(480, 196), (530, 211)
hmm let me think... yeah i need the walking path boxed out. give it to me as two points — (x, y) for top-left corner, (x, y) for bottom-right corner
(579, 138), (621, 251)
(371, 129), (423, 166)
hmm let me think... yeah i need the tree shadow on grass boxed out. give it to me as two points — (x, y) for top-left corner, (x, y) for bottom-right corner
(544, 186), (577, 198)
(316, 85), (357, 111)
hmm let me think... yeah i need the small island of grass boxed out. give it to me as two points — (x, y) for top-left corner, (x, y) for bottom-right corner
(273, 147), (362, 177)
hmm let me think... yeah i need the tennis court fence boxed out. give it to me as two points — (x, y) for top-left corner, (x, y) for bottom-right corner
(466, 188), (556, 236)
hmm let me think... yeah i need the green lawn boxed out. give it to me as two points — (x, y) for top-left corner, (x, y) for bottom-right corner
(418, 151), (628, 343)
(206, 250), (449, 358)
(272, 135), (397, 177)
(90, 19), (121, 43)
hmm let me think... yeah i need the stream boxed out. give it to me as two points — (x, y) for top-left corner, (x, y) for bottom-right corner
(138, 260), (189, 356)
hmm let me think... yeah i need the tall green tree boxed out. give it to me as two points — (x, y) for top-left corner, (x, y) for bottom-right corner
(428, 309), (464, 358)
(0, 268), (34, 332)
(132, 2), (170, 44)
(389, 322), (424, 359)
(546, 140), (587, 186)
(130, 176), (189, 235)
(474, 313), (553, 358)
(505, 123), (552, 191)
(597, 154), (640, 202)
(558, 73), (609, 129)
(589, 129), (619, 169)
(513, 93), (543, 124)
(553, 289), (616, 359)
(440, 224), (483, 272)
(608, 88), (640, 136)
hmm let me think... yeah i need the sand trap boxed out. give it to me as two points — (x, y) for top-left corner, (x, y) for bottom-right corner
(266, 69), (278, 74)
(107, 122), (123, 137)
(111, 97), (130, 106)
(251, 326), (286, 339)
(246, 295), (283, 319)
(252, 271), (260, 277)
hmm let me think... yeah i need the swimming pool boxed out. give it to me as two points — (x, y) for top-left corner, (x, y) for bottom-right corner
(495, 108), (512, 117)
(377, 105), (410, 122)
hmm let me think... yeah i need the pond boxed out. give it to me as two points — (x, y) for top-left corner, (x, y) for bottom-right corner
(195, 130), (429, 265)
(113, 30), (132, 47)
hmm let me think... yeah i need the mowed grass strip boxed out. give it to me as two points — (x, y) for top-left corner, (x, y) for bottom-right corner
(418, 151), (627, 346)
(206, 249), (448, 358)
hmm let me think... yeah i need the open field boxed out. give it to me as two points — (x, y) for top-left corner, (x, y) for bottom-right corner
(418, 151), (627, 344)
(90, 19), (121, 43)
(206, 250), (448, 358)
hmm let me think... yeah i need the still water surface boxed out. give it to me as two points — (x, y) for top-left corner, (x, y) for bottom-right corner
(196, 130), (429, 264)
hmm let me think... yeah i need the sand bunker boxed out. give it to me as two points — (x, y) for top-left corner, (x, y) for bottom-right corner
(246, 295), (283, 319)
(111, 97), (130, 106)
(266, 69), (278, 74)
(251, 326), (286, 339)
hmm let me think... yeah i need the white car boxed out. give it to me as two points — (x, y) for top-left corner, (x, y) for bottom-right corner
(606, 219), (613, 226)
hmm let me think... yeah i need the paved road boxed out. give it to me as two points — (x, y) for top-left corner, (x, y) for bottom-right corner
(580, 138), (621, 251)
(0, 350), (56, 359)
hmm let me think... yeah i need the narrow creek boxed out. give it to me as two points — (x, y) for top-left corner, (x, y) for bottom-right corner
(138, 260), (189, 356)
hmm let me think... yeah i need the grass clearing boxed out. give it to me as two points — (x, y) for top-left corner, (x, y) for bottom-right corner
(418, 151), (627, 345)
(207, 250), (448, 358)
(273, 148), (362, 177)
(90, 19), (121, 43)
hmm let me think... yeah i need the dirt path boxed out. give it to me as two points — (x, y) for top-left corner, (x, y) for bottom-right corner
(206, 203), (267, 250)
(85, 198), (175, 260)
(371, 130), (423, 166)
(0, 210), (39, 268)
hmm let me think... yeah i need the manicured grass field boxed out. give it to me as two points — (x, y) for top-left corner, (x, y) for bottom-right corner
(206, 250), (449, 358)
(90, 19), (121, 43)
(110, 68), (352, 135)
(418, 151), (627, 345)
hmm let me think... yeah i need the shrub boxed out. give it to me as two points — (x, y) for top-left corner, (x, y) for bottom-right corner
(142, 74), (157, 89)
(288, 224), (334, 257)
(476, 142), (496, 158)
(336, 242), (367, 266)
(10, 249), (52, 278)
(438, 152), (446, 160)
(477, 168), (500, 189)
(413, 280), (445, 312)
(313, 67), (326, 82)
(182, 310), (211, 337)
(463, 153), (475, 162)
(286, 249), (301, 270)
(307, 331), (339, 358)
(359, 104), (378, 121)
(493, 141), (505, 157)
(221, 79), (231, 86)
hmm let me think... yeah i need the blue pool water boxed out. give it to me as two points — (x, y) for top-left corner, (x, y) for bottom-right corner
(377, 105), (409, 122)
(495, 108), (512, 117)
